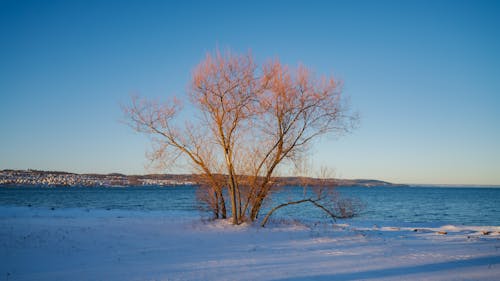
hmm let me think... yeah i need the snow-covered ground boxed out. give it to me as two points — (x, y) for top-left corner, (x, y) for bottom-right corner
(1, 207), (499, 281)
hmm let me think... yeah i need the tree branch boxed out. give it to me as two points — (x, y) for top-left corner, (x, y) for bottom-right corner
(260, 197), (337, 227)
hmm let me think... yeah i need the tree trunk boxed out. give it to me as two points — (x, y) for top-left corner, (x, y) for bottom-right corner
(229, 187), (239, 224)
(214, 191), (220, 219)
(250, 187), (268, 221)
(219, 190), (227, 219)
(236, 184), (243, 221)
(224, 149), (240, 224)
(250, 198), (263, 221)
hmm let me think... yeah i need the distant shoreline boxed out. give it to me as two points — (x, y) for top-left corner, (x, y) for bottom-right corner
(0, 169), (406, 188)
(1, 169), (497, 188)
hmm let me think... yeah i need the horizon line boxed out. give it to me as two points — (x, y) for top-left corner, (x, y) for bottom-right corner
(2, 168), (499, 187)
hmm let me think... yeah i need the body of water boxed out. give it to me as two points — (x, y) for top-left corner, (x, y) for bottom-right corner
(0, 185), (499, 226)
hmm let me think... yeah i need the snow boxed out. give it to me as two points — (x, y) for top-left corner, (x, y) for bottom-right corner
(1, 206), (499, 280)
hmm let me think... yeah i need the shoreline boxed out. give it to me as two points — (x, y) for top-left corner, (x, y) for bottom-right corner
(1, 206), (499, 280)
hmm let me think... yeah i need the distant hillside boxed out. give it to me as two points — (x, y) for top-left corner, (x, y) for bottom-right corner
(0, 169), (406, 187)
(275, 177), (400, 187)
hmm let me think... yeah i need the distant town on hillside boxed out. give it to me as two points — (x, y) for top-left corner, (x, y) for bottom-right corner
(0, 169), (405, 188)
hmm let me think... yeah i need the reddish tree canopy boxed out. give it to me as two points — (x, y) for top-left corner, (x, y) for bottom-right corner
(124, 49), (357, 224)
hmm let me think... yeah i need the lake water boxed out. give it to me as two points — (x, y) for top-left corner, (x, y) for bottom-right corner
(1, 185), (499, 226)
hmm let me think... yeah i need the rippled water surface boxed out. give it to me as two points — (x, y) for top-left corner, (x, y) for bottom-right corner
(1, 185), (499, 225)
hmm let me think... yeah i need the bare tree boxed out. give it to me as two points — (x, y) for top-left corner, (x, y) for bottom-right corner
(124, 49), (357, 225)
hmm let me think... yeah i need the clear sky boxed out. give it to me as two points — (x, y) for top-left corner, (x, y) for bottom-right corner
(1, 0), (499, 185)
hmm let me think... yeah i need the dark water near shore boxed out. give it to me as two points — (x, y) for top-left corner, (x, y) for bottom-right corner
(0, 185), (499, 226)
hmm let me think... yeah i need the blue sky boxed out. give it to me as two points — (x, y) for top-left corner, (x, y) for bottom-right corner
(0, 0), (499, 185)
